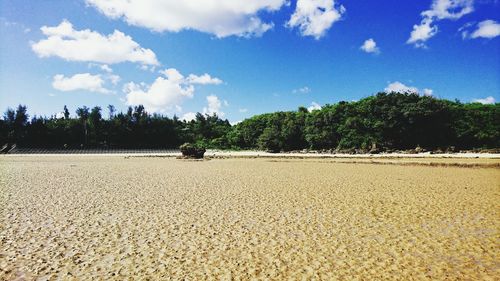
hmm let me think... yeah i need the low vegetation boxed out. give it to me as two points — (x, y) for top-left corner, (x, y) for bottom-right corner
(1, 93), (498, 152)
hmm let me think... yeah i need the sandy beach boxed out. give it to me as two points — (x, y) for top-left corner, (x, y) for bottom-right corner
(1, 156), (499, 280)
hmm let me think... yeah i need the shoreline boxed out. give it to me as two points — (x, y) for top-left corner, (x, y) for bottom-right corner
(2, 150), (500, 159)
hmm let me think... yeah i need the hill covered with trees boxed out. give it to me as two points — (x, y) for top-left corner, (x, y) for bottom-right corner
(1, 93), (498, 152)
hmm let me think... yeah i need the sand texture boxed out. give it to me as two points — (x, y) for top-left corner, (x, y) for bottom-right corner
(1, 156), (499, 280)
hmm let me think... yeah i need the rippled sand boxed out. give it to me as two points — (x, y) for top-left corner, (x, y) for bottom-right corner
(1, 156), (499, 280)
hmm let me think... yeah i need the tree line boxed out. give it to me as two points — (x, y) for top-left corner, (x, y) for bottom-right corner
(1, 92), (498, 152)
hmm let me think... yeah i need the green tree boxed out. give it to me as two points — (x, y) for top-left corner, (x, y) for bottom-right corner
(258, 125), (283, 152)
(63, 105), (70, 119)
(107, 105), (115, 120)
(75, 106), (90, 145)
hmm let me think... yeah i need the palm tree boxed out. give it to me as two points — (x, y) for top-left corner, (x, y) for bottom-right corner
(75, 106), (90, 145)
(63, 105), (70, 119)
(107, 105), (115, 120)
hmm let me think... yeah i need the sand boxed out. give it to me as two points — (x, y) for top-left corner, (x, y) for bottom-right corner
(1, 156), (499, 280)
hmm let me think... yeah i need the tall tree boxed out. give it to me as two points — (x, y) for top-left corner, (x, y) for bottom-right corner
(3, 108), (16, 143)
(75, 106), (90, 145)
(89, 106), (102, 145)
(14, 105), (28, 143)
(63, 105), (70, 119)
(14, 105), (28, 128)
(107, 105), (115, 120)
(3, 108), (15, 125)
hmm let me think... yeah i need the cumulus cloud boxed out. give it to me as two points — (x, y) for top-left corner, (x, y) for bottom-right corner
(203, 95), (225, 117)
(422, 0), (474, 20)
(124, 68), (223, 113)
(384, 81), (433, 96)
(287, 0), (345, 39)
(307, 101), (322, 111)
(187, 74), (223, 85)
(99, 64), (113, 73)
(423, 88), (434, 96)
(124, 77), (194, 114)
(32, 20), (158, 65)
(385, 81), (418, 94)
(408, 0), (474, 47)
(293, 86), (311, 94)
(52, 73), (112, 94)
(181, 112), (197, 122)
(472, 96), (495, 104)
(462, 20), (500, 39)
(86, 0), (286, 38)
(407, 19), (438, 48)
(360, 38), (380, 54)
(55, 112), (66, 119)
(158, 68), (224, 85)
(108, 74), (121, 85)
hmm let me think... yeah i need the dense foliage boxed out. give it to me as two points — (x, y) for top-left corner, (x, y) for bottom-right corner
(1, 93), (498, 152)
(0, 105), (230, 149)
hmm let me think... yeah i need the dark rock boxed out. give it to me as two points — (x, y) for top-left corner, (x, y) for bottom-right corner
(179, 143), (206, 159)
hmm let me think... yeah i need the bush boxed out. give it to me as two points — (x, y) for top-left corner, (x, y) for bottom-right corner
(179, 143), (206, 159)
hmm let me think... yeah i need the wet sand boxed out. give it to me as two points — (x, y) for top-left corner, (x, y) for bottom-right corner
(1, 156), (499, 280)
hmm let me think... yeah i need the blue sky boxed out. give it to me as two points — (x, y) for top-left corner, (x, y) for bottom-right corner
(0, 0), (499, 122)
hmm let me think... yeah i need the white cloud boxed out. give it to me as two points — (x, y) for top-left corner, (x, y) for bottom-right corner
(472, 96), (495, 104)
(159, 68), (224, 85)
(187, 73), (223, 85)
(32, 20), (158, 65)
(293, 86), (311, 94)
(124, 68), (223, 113)
(181, 112), (197, 122)
(203, 95), (225, 117)
(55, 112), (65, 119)
(124, 77), (194, 113)
(422, 0), (474, 20)
(86, 0), (287, 38)
(52, 73), (112, 94)
(159, 68), (185, 82)
(384, 81), (433, 96)
(408, 0), (474, 47)
(360, 38), (380, 54)
(466, 20), (500, 39)
(100, 64), (113, 73)
(287, 0), (345, 39)
(423, 88), (434, 96)
(140, 64), (157, 72)
(109, 74), (121, 85)
(385, 81), (418, 94)
(407, 19), (438, 47)
(239, 108), (248, 113)
(89, 63), (114, 72)
(307, 101), (322, 111)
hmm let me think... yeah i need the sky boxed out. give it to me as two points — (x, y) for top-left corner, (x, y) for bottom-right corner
(0, 0), (499, 123)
